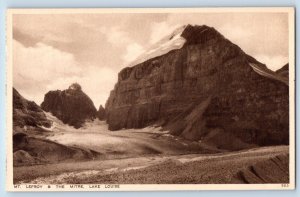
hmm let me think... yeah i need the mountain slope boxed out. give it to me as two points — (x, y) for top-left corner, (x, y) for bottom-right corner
(13, 88), (52, 131)
(276, 63), (289, 79)
(105, 25), (289, 149)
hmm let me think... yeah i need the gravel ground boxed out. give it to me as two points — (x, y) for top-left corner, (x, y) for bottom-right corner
(14, 145), (289, 184)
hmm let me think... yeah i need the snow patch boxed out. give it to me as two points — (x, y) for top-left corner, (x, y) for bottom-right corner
(122, 165), (148, 171)
(128, 25), (187, 67)
(104, 168), (118, 173)
(121, 126), (169, 134)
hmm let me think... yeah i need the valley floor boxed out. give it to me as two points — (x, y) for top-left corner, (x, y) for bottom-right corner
(13, 113), (289, 184)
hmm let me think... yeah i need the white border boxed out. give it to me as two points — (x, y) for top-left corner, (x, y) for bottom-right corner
(5, 7), (295, 191)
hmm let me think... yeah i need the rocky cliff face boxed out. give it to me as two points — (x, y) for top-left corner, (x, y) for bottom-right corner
(13, 88), (52, 130)
(41, 83), (97, 128)
(105, 25), (289, 149)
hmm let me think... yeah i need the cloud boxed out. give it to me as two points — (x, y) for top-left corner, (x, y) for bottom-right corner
(217, 25), (255, 45)
(14, 40), (81, 81)
(101, 27), (131, 45)
(149, 22), (180, 44)
(13, 40), (117, 107)
(13, 40), (81, 102)
(136, 21), (183, 65)
(98, 26), (146, 66)
(122, 43), (145, 64)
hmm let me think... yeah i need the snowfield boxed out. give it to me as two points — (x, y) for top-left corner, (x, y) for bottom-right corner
(128, 25), (187, 67)
(43, 112), (207, 157)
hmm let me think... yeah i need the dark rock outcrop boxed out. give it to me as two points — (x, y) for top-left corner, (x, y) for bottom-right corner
(105, 25), (289, 149)
(13, 88), (52, 130)
(97, 105), (106, 120)
(41, 83), (97, 128)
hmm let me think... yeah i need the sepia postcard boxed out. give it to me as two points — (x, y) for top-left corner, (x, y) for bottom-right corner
(6, 8), (295, 191)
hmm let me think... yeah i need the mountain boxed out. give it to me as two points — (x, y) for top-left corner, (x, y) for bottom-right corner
(276, 63), (289, 79)
(13, 88), (52, 131)
(97, 105), (106, 120)
(41, 83), (97, 128)
(105, 25), (289, 149)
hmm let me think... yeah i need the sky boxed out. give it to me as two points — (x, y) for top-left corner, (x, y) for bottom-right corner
(12, 12), (289, 108)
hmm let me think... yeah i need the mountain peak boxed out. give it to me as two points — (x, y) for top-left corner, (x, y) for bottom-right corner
(181, 24), (225, 45)
(126, 24), (226, 68)
(41, 84), (97, 128)
(68, 83), (82, 91)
